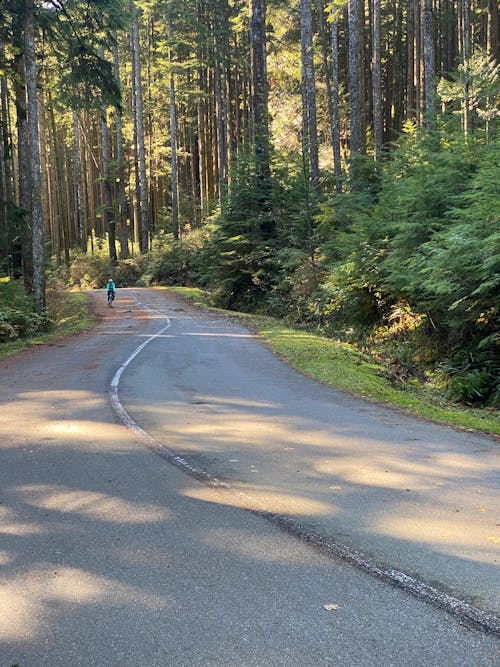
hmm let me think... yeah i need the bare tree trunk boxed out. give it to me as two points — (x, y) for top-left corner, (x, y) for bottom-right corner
(131, 2), (149, 253)
(46, 95), (63, 266)
(100, 104), (117, 264)
(213, 0), (229, 203)
(372, 0), (382, 160)
(214, 50), (227, 201)
(168, 3), (179, 239)
(44, 116), (60, 265)
(197, 77), (208, 219)
(98, 44), (117, 264)
(423, 0), (436, 130)
(250, 0), (271, 202)
(300, 0), (320, 193)
(25, 0), (44, 310)
(38, 93), (53, 263)
(461, 0), (471, 139)
(330, 5), (343, 192)
(72, 111), (86, 252)
(112, 39), (129, 258)
(0, 46), (15, 275)
(348, 0), (363, 185)
(14, 37), (32, 286)
(130, 21), (141, 252)
(407, 0), (416, 118)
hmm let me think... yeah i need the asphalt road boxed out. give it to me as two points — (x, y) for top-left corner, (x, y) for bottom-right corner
(1, 288), (499, 666)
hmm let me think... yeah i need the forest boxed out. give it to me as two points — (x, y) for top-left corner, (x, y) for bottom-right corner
(0, 0), (499, 406)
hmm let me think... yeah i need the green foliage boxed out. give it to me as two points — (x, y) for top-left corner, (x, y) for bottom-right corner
(69, 250), (112, 289)
(145, 229), (211, 286)
(444, 364), (499, 407)
(39, 0), (127, 110)
(68, 246), (144, 288)
(438, 51), (500, 130)
(203, 154), (281, 310)
(0, 279), (52, 342)
(310, 129), (499, 405)
(57, 43), (122, 110)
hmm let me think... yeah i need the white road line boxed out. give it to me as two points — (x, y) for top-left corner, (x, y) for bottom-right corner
(109, 293), (171, 439)
(109, 291), (225, 479)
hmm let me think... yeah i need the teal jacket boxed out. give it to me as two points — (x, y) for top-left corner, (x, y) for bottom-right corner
(107, 281), (116, 292)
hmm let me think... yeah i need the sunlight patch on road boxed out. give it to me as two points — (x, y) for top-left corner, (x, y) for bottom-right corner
(0, 566), (169, 642)
(44, 420), (128, 441)
(0, 505), (47, 536)
(0, 588), (40, 641)
(314, 452), (493, 491)
(0, 551), (13, 566)
(189, 394), (279, 409)
(374, 514), (500, 563)
(0, 522), (47, 536)
(17, 484), (174, 523)
(182, 484), (334, 517)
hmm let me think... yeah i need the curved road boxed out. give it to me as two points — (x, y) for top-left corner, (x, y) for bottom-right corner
(0, 288), (499, 666)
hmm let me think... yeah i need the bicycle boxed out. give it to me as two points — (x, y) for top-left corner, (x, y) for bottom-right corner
(107, 290), (115, 307)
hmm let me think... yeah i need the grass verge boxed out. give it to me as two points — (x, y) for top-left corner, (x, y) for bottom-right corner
(168, 287), (500, 437)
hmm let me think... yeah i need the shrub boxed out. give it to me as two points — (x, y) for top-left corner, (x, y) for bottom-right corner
(0, 319), (17, 342)
(69, 248), (145, 289)
(145, 229), (211, 287)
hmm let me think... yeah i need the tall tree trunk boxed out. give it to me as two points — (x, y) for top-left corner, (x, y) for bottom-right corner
(250, 0), (271, 212)
(25, 0), (44, 310)
(197, 72), (208, 219)
(317, 1), (334, 164)
(391, 0), (405, 139)
(99, 45), (117, 264)
(213, 0), (229, 202)
(330, 6), (343, 192)
(101, 104), (117, 264)
(73, 111), (86, 252)
(131, 3), (149, 253)
(0, 46), (15, 275)
(461, 0), (471, 139)
(47, 96), (63, 266)
(415, 0), (424, 124)
(423, 0), (436, 129)
(112, 39), (129, 258)
(300, 0), (320, 193)
(348, 0), (363, 185)
(130, 21), (141, 252)
(43, 107), (59, 265)
(168, 3), (179, 239)
(407, 0), (416, 118)
(372, 0), (382, 160)
(14, 31), (32, 286)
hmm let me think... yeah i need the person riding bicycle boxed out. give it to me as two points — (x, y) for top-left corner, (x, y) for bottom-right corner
(106, 278), (116, 302)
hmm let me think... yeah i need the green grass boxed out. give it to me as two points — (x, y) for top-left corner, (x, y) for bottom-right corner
(168, 287), (500, 436)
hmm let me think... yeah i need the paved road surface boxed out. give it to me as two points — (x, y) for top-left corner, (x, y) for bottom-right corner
(0, 288), (499, 666)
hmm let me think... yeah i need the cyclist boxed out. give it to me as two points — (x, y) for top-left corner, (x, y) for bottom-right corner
(106, 278), (116, 305)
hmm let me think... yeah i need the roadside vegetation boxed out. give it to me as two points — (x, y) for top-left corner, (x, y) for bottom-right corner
(0, 274), (93, 356)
